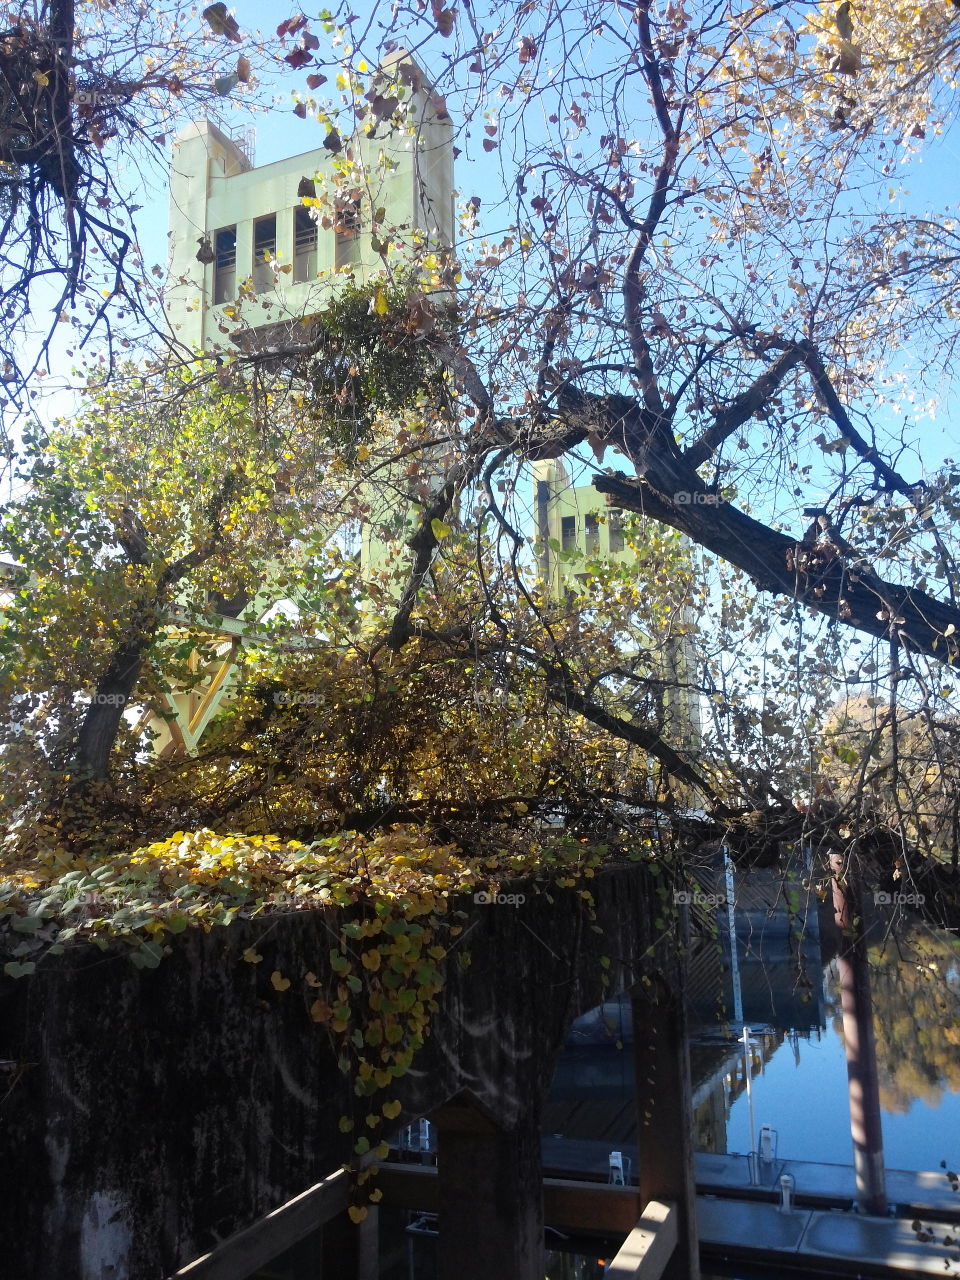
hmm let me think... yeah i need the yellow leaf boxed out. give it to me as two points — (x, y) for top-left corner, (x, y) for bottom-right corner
(33, 71), (49, 86)
(347, 1205), (368, 1224)
(242, 948), (263, 964)
(382, 1099), (402, 1119)
(361, 949), (381, 971)
(310, 999), (332, 1022)
(271, 970), (291, 992)
(374, 287), (389, 315)
(431, 518), (450, 539)
(369, 1187), (383, 1203)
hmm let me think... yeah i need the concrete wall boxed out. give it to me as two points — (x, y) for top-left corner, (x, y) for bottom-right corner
(0, 865), (674, 1279)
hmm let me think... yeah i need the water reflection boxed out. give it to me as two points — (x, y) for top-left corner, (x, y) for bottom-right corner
(545, 861), (960, 1173)
(857, 925), (960, 1113)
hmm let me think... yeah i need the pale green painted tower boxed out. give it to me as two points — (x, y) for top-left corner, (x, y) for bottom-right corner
(165, 52), (454, 352)
(157, 68), (700, 758)
(163, 53), (455, 598)
(533, 459), (703, 746)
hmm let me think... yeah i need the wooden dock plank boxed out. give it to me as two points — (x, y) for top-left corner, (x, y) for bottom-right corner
(377, 1163), (641, 1235)
(542, 1140), (960, 1222)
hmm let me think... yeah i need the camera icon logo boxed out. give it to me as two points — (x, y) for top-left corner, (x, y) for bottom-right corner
(674, 491), (691, 505)
(874, 890), (924, 906)
(473, 891), (492, 905)
(673, 890), (691, 905)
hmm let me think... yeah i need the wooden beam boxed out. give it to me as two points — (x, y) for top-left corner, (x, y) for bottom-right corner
(543, 1179), (641, 1236)
(606, 1202), (678, 1279)
(376, 1163), (640, 1234)
(167, 1167), (349, 1280)
(632, 983), (700, 1279)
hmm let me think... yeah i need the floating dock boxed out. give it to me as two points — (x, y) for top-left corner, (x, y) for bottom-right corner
(537, 1138), (960, 1276)
(540, 1139), (960, 1223)
(698, 1196), (960, 1277)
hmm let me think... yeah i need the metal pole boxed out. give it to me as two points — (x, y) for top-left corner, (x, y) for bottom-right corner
(830, 853), (887, 1215)
(723, 847), (743, 1027)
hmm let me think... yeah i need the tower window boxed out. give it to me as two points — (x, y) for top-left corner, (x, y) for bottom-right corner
(294, 207), (318, 283)
(585, 513), (600, 552)
(213, 226), (236, 304)
(609, 511), (625, 553)
(334, 198), (362, 270)
(253, 214), (277, 293)
(561, 515), (576, 552)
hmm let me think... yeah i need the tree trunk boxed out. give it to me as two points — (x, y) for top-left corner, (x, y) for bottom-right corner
(830, 854), (887, 1216)
(74, 605), (157, 780)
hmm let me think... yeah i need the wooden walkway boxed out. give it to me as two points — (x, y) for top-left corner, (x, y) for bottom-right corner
(696, 1151), (960, 1222)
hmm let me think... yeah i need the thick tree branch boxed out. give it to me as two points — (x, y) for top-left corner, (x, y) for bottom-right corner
(383, 447), (496, 652)
(621, 0), (681, 420)
(593, 471), (960, 666)
(394, 619), (722, 800)
(542, 663), (724, 805)
(684, 343), (806, 469)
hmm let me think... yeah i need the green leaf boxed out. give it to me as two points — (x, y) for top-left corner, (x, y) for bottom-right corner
(11, 915), (42, 933)
(130, 941), (163, 969)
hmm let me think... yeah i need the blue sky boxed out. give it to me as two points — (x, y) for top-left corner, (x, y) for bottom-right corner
(18, 0), (960, 498)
